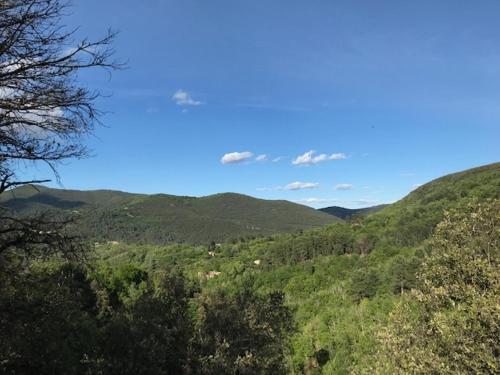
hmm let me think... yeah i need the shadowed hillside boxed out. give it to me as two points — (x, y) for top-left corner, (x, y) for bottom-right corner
(319, 204), (387, 220)
(0, 186), (340, 244)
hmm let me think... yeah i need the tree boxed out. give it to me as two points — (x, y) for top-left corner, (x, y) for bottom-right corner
(0, 263), (100, 375)
(0, 0), (120, 265)
(350, 268), (380, 302)
(368, 200), (500, 374)
(0, 1), (120, 372)
(194, 289), (294, 374)
(387, 254), (420, 294)
(98, 272), (194, 375)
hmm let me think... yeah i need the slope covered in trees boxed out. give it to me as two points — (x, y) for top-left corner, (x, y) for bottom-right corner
(1, 186), (340, 244)
(319, 204), (387, 220)
(91, 162), (500, 373)
(361, 162), (500, 246)
(1, 2), (498, 374)
(366, 200), (499, 375)
(2, 159), (498, 373)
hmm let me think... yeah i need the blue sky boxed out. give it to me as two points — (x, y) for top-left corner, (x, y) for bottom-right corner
(28, 0), (500, 208)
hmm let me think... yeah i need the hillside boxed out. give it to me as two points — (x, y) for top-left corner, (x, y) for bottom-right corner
(362, 162), (500, 246)
(319, 204), (387, 219)
(0, 186), (340, 244)
(93, 162), (500, 373)
(3, 163), (498, 374)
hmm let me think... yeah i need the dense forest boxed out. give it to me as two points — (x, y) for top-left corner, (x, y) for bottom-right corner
(2, 162), (499, 374)
(1, 1), (499, 374)
(0, 186), (339, 244)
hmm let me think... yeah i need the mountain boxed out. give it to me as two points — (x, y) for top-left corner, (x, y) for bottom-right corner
(2, 162), (498, 246)
(0, 186), (340, 244)
(363, 162), (500, 246)
(93, 162), (500, 374)
(319, 204), (387, 220)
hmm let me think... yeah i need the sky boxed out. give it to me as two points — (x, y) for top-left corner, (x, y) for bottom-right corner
(25, 0), (500, 208)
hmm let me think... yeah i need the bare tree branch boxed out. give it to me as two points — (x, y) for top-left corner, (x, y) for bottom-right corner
(0, 0), (120, 264)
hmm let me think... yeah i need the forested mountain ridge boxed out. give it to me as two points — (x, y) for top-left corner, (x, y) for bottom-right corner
(0, 185), (142, 210)
(0, 186), (340, 244)
(91, 162), (500, 373)
(319, 204), (387, 219)
(361, 162), (500, 246)
(2, 162), (498, 246)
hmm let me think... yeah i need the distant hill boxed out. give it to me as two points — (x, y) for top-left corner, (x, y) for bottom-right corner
(2, 162), (497, 245)
(319, 204), (387, 220)
(364, 162), (500, 246)
(0, 186), (340, 244)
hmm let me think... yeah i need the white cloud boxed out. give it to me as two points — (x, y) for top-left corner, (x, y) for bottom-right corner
(220, 151), (254, 164)
(295, 197), (334, 204)
(255, 154), (267, 162)
(412, 183), (423, 190)
(293, 197), (343, 207)
(0, 105), (64, 137)
(62, 45), (98, 57)
(284, 181), (320, 190)
(0, 59), (69, 136)
(172, 89), (202, 106)
(330, 153), (347, 160)
(292, 150), (346, 166)
(335, 183), (354, 191)
(272, 156), (285, 163)
(292, 150), (321, 165)
(257, 180), (320, 192)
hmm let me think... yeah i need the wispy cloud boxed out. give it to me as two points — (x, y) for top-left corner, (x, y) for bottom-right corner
(256, 181), (319, 191)
(255, 154), (268, 162)
(330, 153), (347, 160)
(272, 156), (285, 163)
(221, 151), (254, 164)
(172, 89), (202, 106)
(292, 150), (346, 166)
(335, 183), (354, 191)
(284, 181), (320, 190)
(62, 45), (98, 57)
(294, 197), (338, 205)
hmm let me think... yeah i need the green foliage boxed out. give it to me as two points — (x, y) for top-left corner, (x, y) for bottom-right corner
(97, 272), (194, 375)
(193, 289), (294, 374)
(369, 200), (500, 374)
(387, 254), (421, 294)
(350, 268), (381, 301)
(0, 259), (293, 374)
(0, 263), (100, 375)
(95, 263), (149, 306)
(1, 163), (499, 374)
(1, 187), (339, 244)
(363, 162), (500, 247)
